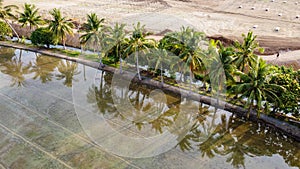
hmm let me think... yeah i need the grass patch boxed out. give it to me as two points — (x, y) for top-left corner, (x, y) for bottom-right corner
(83, 53), (99, 62)
(60, 49), (81, 57)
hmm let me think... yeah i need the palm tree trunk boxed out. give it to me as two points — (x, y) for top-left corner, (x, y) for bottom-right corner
(5, 20), (19, 41)
(97, 45), (103, 66)
(118, 45), (122, 73)
(62, 36), (66, 50)
(136, 51), (141, 80)
(189, 69), (193, 92)
(161, 64), (164, 85)
(19, 49), (22, 62)
(179, 65), (184, 82)
(247, 104), (252, 119)
(209, 107), (218, 132)
(179, 72), (183, 82)
(216, 77), (221, 107)
(83, 65), (86, 81)
(242, 59), (245, 72)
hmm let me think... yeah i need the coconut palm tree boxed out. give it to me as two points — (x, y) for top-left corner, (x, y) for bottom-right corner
(105, 23), (126, 73)
(230, 58), (284, 118)
(234, 31), (264, 72)
(80, 13), (105, 65)
(163, 27), (206, 85)
(147, 47), (178, 85)
(125, 22), (154, 80)
(0, 0), (19, 40)
(48, 8), (74, 50)
(18, 3), (43, 30)
(204, 40), (236, 104)
(216, 41), (236, 83)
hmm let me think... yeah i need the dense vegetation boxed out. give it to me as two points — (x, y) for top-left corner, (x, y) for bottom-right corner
(30, 27), (56, 48)
(0, 20), (11, 40)
(0, 1), (299, 120)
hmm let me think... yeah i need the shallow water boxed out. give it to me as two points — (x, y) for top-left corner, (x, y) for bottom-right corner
(0, 47), (299, 169)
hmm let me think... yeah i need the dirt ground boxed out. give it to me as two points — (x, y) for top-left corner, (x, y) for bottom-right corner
(4, 0), (300, 69)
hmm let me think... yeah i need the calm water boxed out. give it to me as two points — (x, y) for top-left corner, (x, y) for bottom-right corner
(0, 46), (299, 169)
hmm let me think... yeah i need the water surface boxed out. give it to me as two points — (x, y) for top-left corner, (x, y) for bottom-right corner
(0, 47), (299, 169)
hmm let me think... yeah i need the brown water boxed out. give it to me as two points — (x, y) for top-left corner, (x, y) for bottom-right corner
(0, 47), (299, 169)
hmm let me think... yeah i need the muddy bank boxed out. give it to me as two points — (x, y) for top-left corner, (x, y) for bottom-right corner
(1, 41), (299, 141)
(11, 23), (81, 48)
(208, 35), (300, 55)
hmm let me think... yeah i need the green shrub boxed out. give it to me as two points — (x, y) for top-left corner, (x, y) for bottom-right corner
(270, 66), (300, 118)
(30, 27), (57, 48)
(0, 21), (12, 40)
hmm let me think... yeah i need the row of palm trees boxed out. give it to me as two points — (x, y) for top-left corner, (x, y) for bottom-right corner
(0, 1), (73, 49)
(0, 1), (298, 119)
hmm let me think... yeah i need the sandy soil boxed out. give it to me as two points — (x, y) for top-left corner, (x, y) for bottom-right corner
(3, 0), (300, 69)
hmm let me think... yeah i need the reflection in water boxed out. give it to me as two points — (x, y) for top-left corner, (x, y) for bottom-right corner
(0, 47), (81, 88)
(0, 47), (299, 168)
(0, 47), (15, 62)
(86, 71), (116, 115)
(56, 61), (81, 87)
(0, 48), (31, 87)
(87, 72), (300, 169)
(188, 115), (300, 168)
(31, 55), (60, 83)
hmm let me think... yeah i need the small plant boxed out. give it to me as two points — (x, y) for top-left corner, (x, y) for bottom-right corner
(20, 36), (26, 44)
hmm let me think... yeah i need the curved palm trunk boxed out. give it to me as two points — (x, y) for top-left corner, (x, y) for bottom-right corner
(5, 20), (19, 41)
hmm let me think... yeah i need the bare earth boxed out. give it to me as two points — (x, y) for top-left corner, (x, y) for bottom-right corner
(4, 0), (300, 69)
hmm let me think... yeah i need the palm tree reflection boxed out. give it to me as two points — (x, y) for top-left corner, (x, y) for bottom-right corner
(56, 60), (80, 87)
(0, 49), (31, 87)
(31, 55), (59, 83)
(179, 113), (300, 168)
(86, 71), (117, 116)
(0, 47), (15, 62)
(85, 69), (299, 169)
